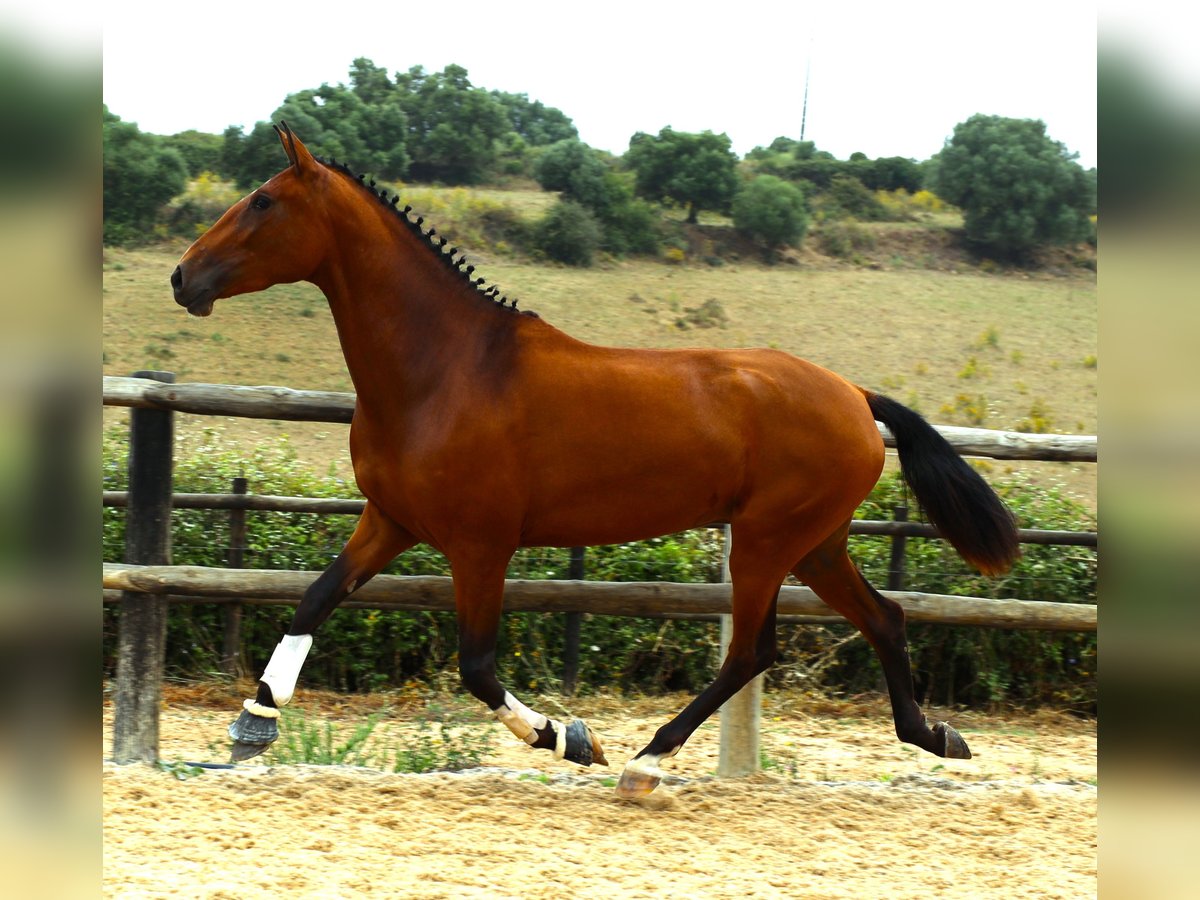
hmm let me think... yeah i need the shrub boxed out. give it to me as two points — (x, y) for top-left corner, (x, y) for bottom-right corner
(815, 219), (876, 258)
(731, 175), (809, 249)
(532, 199), (601, 266)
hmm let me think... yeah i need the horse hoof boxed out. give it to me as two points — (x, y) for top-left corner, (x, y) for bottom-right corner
(614, 767), (661, 800)
(227, 709), (279, 761)
(937, 722), (972, 759)
(230, 740), (272, 763)
(563, 719), (608, 767)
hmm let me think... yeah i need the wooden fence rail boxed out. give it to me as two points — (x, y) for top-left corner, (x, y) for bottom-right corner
(100, 489), (1097, 547)
(103, 563), (1097, 632)
(103, 375), (1099, 462)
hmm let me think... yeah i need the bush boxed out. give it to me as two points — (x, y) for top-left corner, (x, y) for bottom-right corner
(731, 175), (809, 249)
(814, 219), (876, 258)
(532, 199), (601, 266)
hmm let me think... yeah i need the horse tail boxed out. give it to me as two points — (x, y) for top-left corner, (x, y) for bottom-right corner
(864, 391), (1020, 575)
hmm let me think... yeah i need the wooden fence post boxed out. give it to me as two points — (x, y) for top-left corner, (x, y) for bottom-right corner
(221, 476), (248, 679)
(561, 546), (585, 695)
(887, 503), (909, 592)
(718, 525), (761, 777)
(112, 371), (174, 764)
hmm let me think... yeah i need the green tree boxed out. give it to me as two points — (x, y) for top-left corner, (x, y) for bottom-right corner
(732, 175), (809, 250)
(535, 139), (660, 255)
(103, 108), (188, 244)
(491, 90), (577, 146)
(221, 121), (285, 190)
(625, 127), (739, 223)
(934, 114), (1094, 259)
(395, 64), (509, 184)
(535, 139), (613, 212)
(161, 129), (223, 178)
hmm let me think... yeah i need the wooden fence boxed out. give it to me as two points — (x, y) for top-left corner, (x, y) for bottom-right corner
(104, 373), (1098, 767)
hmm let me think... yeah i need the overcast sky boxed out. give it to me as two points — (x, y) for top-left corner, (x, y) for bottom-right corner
(101, 1), (1097, 167)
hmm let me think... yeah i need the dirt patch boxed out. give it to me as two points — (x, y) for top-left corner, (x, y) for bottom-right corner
(104, 686), (1095, 898)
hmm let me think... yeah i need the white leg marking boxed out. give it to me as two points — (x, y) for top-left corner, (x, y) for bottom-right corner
(259, 634), (313, 706)
(621, 746), (680, 781)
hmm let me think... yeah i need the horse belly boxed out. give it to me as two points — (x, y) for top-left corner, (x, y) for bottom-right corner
(518, 410), (742, 547)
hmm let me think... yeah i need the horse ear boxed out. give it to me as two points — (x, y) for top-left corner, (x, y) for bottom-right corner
(273, 121), (318, 176)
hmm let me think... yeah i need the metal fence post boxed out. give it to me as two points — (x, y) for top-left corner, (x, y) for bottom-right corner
(112, 371), (174, 764)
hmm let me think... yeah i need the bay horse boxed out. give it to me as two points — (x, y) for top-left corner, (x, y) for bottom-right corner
(171, 123), (1018, 798)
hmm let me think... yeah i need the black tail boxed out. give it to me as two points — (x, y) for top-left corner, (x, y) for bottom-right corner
(866, 392), (1019, 575)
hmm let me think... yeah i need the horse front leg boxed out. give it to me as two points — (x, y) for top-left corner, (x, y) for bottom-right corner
(227, 503), (416, 761)
(615, 546), (785, 799)
(452, 550), (607, 769)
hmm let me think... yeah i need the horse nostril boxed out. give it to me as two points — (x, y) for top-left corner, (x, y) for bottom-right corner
(170, 265), (184, 294)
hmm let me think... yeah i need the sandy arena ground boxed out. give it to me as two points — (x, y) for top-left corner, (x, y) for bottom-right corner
(103, 684), (1096, 899)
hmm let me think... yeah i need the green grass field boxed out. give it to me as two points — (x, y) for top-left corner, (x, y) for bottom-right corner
(102, 192), (1096, 506)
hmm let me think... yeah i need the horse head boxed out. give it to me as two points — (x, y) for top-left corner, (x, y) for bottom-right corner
(171, 122), (331, 317)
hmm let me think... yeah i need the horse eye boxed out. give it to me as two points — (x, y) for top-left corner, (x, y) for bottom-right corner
(251, 194), (272, 211)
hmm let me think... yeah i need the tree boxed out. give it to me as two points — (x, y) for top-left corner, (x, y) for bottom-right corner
(161, 130), (223, 178)
(394, 64), (509, 184)
(535, 139), (660, 255)
(491, 91), (577, 146)
(732, 175), (809, 250)
(934, 114), (1094, 259)
(221, 122), (285, 190)
(625, 127), (739, 223)
(103, 108), (188, 244)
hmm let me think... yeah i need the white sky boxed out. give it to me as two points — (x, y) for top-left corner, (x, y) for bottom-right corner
(102, 1), (1098, 168)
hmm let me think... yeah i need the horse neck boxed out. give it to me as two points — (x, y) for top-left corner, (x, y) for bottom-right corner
(308, 201), (511, 409)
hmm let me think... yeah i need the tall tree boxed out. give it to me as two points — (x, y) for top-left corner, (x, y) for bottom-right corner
(934, 114), (1093, 259)
(395, 64), (508, 184)
(103, 108), (188, 244)
(624, 127), (739, 223)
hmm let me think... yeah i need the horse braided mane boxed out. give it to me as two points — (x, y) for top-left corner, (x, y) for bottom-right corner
(316, 156), (537, 318)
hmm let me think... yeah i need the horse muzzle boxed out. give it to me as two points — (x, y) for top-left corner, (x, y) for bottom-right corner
(171, 264), (218, 317)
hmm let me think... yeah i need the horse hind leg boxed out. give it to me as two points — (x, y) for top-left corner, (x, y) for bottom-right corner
(227, 503), (416, 761)
(792, 527), (971, 760)
(451, 551), (607, 769)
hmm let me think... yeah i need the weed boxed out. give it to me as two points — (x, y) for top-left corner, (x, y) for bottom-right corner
(1010, 349), (1024, 365)
(267, 711), (380, 767)
(1016, 399), (1054, 434)
(940, 393), (988, 426)
(1082, 354), (1097, 369)
(275, 353), (292, 363)
(957, 356), (986, 380)
(973, 325), (1001, 350)
(155, 759), (205, 780)
(675, 298), (729, 330)
(388, 703), (493, 773)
